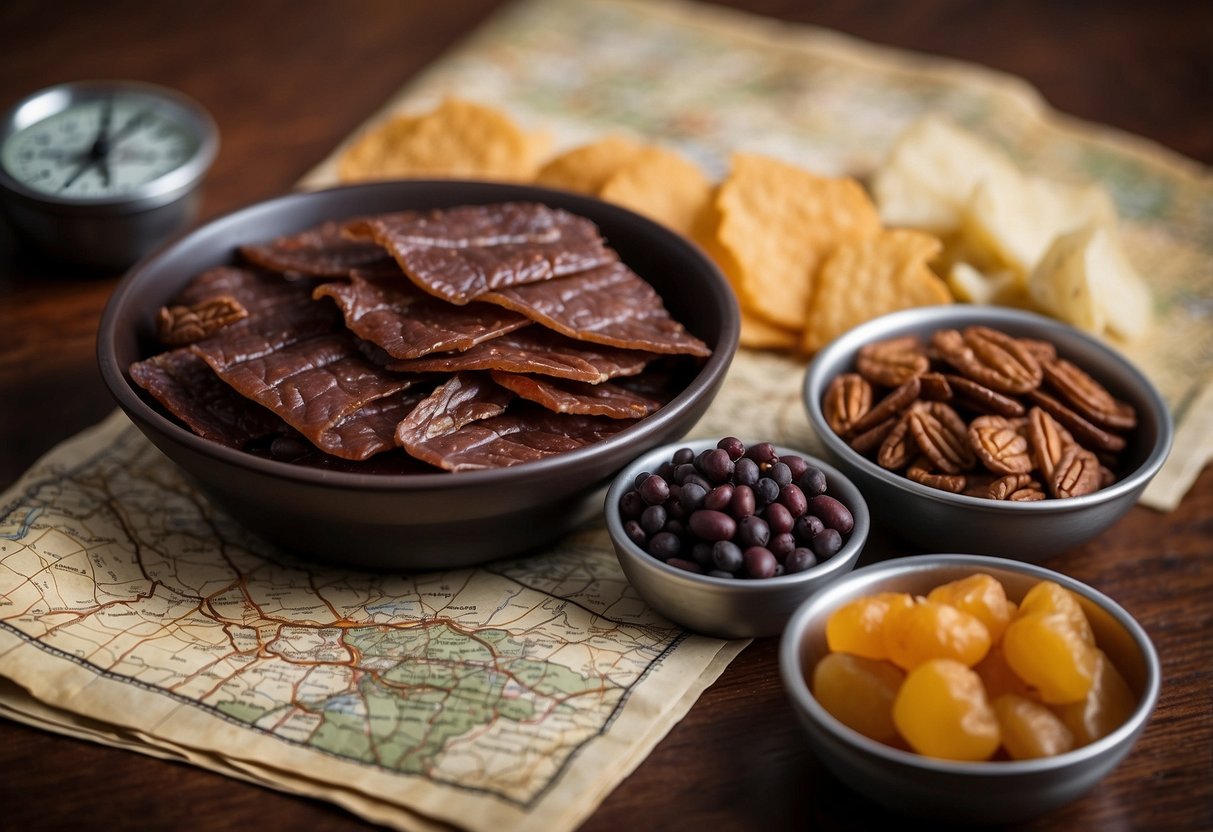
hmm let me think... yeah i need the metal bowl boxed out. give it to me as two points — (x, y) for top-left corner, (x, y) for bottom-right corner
(97, 180), (739, 569)
(779, 554), (1160, 823)
(604, 438), (870, 638)
(802, 305), (1173, 561)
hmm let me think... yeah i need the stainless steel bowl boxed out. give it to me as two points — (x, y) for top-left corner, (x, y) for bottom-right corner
(802, 305), (1173, 561)
(779, 554), (1160, 823)
(604, 438), (870, 638)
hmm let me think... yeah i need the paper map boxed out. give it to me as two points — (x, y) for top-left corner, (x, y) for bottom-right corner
(3, 1), (1210, 830)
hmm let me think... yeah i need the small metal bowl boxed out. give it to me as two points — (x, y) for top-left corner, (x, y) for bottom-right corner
(802, 305), (1173, 561)
(604, 438), (870, 639)
(779, 554), (1161, 823)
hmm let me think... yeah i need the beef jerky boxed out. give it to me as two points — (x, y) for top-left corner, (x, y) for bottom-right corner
(482, 260), (710, 356)
(239, 219), (396, 277)
(399, 387), (632, 472)
(313, 270), (530, 359)
(489, 371), (662, 419)
(393, 372), (515, 446)
(345, 202), (618, 304)
(129, 348), (284, 448)
(383, 325), (655, 383)
(170, 266), (324, 319)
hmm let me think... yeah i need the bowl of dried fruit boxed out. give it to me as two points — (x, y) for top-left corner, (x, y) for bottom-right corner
(604, 437), (870, 638)
(802, 305), (1172, 561)
(98, 179), (739, 569)
(779, 554), (1160, 822)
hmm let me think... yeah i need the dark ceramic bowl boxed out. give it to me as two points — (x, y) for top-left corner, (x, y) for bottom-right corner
(802, 305), (1172, 561)
(98, 180), (739, 569)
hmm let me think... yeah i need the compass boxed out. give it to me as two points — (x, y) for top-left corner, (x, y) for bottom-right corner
(0, 80), (219, 269)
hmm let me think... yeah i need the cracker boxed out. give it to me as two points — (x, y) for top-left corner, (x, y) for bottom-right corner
(599, 145), (712, 237)
(534, 135), (646, 194)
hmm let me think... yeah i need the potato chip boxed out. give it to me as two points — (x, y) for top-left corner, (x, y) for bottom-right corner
(948, 261), (1032, 308)
(704, 153), (882, 332)
(872, 115), (1018, 234)
(534, 135), (646, 194)
(1028, 223), (1153, 341)
(599, 145), (712, 237)
(337, 98), (541, 183)
(802, 229), (950, 353)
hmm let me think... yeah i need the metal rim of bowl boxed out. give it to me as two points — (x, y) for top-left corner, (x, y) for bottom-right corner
(97, 179), (740, 492)
(778, 553), (1162, 776)
(802, 304), (1175, 515)
(604, 437), (871, 591)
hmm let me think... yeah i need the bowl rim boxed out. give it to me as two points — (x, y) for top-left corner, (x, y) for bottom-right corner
(97, 179), (740, 491)
(778, 553), (1162, 775)
(802, 304), (1174, 514)
(604, 437), (871, 590)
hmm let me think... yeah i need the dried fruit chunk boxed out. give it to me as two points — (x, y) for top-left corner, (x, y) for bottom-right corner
(969, 414), (1033, 475)
(994, 693), (1076, 760)
(1052, 649), (1137, 745)
(881, 598), (992, 670)
(825, 592), (916, 661)
(892, 658), (1001, 761)
(856, 335), (929, 387)
(927, 573), (1013, 643)
(1018, 581), (1095, 645)
(812, 653), (905, 744)
(974, 644), (1034, 700)
(823, 373), (873, 436)
(1003, 611), (1098, 704)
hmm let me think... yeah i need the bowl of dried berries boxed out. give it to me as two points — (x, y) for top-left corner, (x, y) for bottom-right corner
(604, 437), (870, 638)
(802, 305), (1172, 561)
(98, 179), (739, 568)
(779, 554), (1160, 822)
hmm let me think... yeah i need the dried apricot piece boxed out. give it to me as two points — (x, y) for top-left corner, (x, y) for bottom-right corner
(1051, 649), (1136, 745)
(994, 693), (1075, 759)
(825, 592), (915, 661)
(892, 658), (1001, 761)
(811, 652), (905, 744)
(881, 598), (992, 670)
(1003, 611), (1097, 704)
(927, 572), (1013, 643)
(1017, 580), (1095, 644)
(973, 643), (1034, 700)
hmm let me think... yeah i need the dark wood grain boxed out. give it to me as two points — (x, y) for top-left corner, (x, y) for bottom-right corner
(0, 2), (1209, 830)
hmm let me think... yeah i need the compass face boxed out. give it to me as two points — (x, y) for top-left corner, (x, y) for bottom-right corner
(0, 95), (202, 199)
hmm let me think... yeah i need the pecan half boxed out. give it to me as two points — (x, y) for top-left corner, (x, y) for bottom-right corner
(823, 373), (872, 436)
(847, 376), (922, 437)
(1049, 444), (1103, 498)
(849, 416), (898, 455)
(157, 296), (248, 346)
(1028, 389), (1126, 453)
(907, 458), (966, 493)
(932, 326), (1042, 395)
(944, 374), (1025, 417)
(908, 401), (975, 474)
(1026, 406), (1075, 482)
(876, 414), (914, 470)
(969, 414), (1033, 475)
(918, 372), (953, 402)
(1009, 486), (1047, 502)
(987, 473), (1036, 500)
(1042, 357), (1137, 431)
(856, 335), (929, 387)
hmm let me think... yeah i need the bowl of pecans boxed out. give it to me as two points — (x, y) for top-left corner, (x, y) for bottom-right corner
(802, 305), (1172, 561)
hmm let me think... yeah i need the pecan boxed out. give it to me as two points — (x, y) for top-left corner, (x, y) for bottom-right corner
(856, 335), (929, 387)
(918, 372), (953, 401)
(943, 374), (1025, 417)
(1042, 357), (1137, 431)
(969, 414), (1033, 475)
(931, 326), (1042, 395)
(849, 416), (898, 455)
(157, 296), (248, 346)
(876, 414), (914, 470)
(1009, 486), (1047, 502)
(847, 376), (922, 437)
(823, 373), (872, 436)
(1018, 337), (1058, 364)
(908, 401), (975, 474)
(1028, 389), (1126, 453)
(1049, 444), (1103, 498)
(907, 458), (966, 493)
(987, 473), (1036, 500)
(1026, 406), (1075, 482)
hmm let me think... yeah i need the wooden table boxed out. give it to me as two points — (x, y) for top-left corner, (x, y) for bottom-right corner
(1, 2), (1209, 829)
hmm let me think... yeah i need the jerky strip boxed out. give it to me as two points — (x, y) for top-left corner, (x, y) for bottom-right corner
(489, 371), (662, 419)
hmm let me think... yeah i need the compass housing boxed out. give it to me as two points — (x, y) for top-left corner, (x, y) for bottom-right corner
(0, 80), (219, 269)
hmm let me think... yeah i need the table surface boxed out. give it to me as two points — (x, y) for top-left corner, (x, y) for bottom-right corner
(1, 2), (1209, 830)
